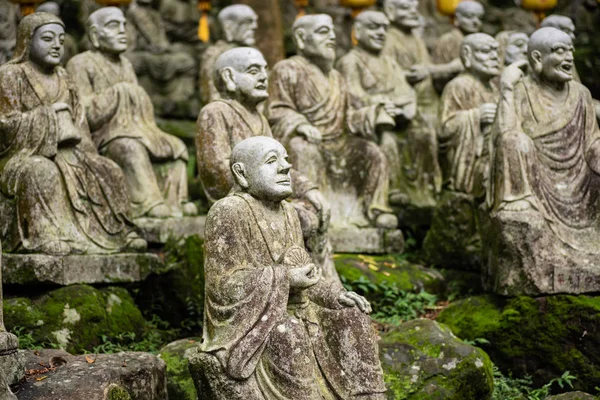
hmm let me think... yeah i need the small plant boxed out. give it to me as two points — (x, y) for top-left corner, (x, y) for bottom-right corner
(492, 365), (577, 400)
(463, 337), (490, 346)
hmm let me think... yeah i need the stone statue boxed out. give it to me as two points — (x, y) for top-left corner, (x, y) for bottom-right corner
(499, 0), (537, 35)
(125, 0), (198, 117)
(159, 0), (201, 45)
(0, 0), (19, 65)
(66, 7), (197, 219)
(199, 5), (257, 105)
(267, 14), (398, 229)
(0, 13), (147, 255)
(495, 30), (528, 66)
(336, 11), (441, 212)
(189, 136), (386, 400)
(36, 2), (78, 64)
(483, 27), (600, 295)
(196, 47), (337, 282)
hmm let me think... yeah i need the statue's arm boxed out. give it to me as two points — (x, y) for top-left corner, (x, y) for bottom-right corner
(439, 82), (478, 141)
(335, 57), (371, 109)
(428, 58), (464, 80)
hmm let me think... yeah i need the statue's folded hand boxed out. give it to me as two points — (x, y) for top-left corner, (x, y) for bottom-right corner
(288, 263), (321, 290)
(338, 291), (372, 314)
(297, 124), (322, 144)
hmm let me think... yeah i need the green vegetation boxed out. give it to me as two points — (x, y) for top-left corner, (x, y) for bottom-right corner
(492, 367), (577, 400)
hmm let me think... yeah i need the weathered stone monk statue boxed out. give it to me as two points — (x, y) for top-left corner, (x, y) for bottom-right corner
(423, 33), (500, 269)
(483, 27), (600, 295)
(336, 11), (440, 214)
(0, 13), (147, 255)
(196, 47), (337, 282)
(188, 136), (386, 400)
(199, 4), (257, 105)
(0, 0), (19, 65)
(267, 14), (398, 230)
(67, 7), (197, 219)
(495, 30), (528, 67)
(36, 2), (78, 64)
(125, 0), (198, 117)
(159, 0), (201, 46)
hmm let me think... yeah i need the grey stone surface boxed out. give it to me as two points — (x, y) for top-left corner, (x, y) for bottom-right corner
(134, 216), (206, 244)
(3, 253), (163, 285)
(16, 350), (167, 400)
(546, 392), (597, 400)
(0, 334), (24, 386)
(329, 227), (404, 254)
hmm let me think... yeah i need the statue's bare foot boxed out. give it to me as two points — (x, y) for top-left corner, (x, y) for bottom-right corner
(125, 232), (148, 252)
(375, 212), (398, 229)
(40, 240), (71, 256)
(503, 200), (531, 212)
(147, 204), (172, 218)
(182, 202), (198, 216)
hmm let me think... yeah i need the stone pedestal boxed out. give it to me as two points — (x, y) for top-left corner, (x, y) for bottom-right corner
(482, 209), (600, 296)
(329, 227), (404, 254)
(134, 216), (206, 244)
(0, 332), (25, 386)
(3, 253), (163, 285)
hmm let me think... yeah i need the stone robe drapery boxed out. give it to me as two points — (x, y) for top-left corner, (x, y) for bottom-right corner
(336, 47), (441, 208)
(67, 50), (190, 217)
(489, 76), (600, 253)
(440, 73), (498, 196)
(431, 28), (463, 65)
(198, 40), (236, 105)
(267, 55), (391, 227)
(0, 62), (138, 253)
(200, 192), (386, 399)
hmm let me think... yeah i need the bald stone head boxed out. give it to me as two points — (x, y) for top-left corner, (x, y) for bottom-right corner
(293, 14), (336, 68)
(88, 7), (128, 55)
(461, 33), (500, 79)
(541, 15), (576, 41)
(354, 11), (389, 53)
(231, 137), (293, 202)
(36, 2), (60, 16)
(383, 0), (420, 30)
(528, 27), (574, 84)
(213, 47), (268, 104)
(218, 4), (258, 46)
(455, 1), (484, 34)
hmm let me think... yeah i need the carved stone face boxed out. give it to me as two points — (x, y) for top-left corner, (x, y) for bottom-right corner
(504, 32), (528, 65)
(385, 0), (420, 30)
(468, 38), (500, 79)
(539, 36), (574, 83)
(455, 3), (484, 34)
(231, 49), (268, 103)
(301, 15), (336, 62)
(225, 12), (258, 46)
(93, 9), (128, 55)
(30, 23), (64, 68)
(355, 12), (389, 53)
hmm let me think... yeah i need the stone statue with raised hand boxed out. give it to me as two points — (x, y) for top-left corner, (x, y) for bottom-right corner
(483, 27), (600, 295)
(267, 14), (398, 231)
(67, 7), (197, 220)
(336, 10), (440, 215)
(196, 47), (337, 282)
(189, 136), (385, 400)
(199, 4), (258, 105)
(0, 12), (147, 255)
(495, 30), (528, 67)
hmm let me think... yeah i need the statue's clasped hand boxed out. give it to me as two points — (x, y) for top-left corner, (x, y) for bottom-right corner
(338, 291), (372, 314)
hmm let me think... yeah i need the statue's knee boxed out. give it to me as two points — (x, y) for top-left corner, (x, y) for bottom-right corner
(106, 139), (147, 165)
(21, 157), (61, 187)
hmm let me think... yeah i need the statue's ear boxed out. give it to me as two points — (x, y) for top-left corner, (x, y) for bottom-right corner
(232, 162), (249, 189)
(531, 50), (543, 75)
(294, 29), (306, 51)
(222, 20), (235, 42)
(89, 25), (100, 49)
(220, 67), (236, 93)
(461, 45), (473, 69)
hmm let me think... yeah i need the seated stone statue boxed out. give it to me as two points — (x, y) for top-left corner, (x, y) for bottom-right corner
(0, 0), (19, 65)
(196, 47), (337, 281)
(336, 11), (440, 211)
(67, 7), (197, 219)
(495, 30), (528, 67)
(189, 136), (386, 400)
(159, 0), (201, 46)
(125, 0), (198, 117)
(199, 4), (257, 105)
(484, 27), (600, 294)
(35, 2), (78, 64)
(0, 13), (147, 255)
(267, 14), (397, 229)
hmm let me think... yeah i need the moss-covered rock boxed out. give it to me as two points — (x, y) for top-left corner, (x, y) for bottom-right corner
(546, 392), (598, 400)
(334, 254), (446, 295)
(437, 295), (600, 393)
(5, 285), (145, 354)
(380, 318), (494, 400)
(159, 338), (201, 400)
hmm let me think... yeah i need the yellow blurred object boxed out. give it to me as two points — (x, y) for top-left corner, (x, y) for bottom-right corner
(10, 0), (44, 15)
(436, 0), (462, 17)
(520, 0), (557, 22)
(295, 0), (308, 19)
(94, 0), (131, 6)
(340, 0), (376, 18)
(197, 0), (211, 42)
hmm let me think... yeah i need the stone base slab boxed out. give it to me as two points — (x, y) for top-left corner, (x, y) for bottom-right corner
(134, 216), (206, 243)
(3, 253), (163, 285)
(482, 209), (600, 296)
(330, 227), (404, 254)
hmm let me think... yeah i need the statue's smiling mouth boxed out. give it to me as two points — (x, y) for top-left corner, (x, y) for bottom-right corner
(255, 84), (267, 90)
(276, 178), (291, 185)
(560, 62), (573, 73)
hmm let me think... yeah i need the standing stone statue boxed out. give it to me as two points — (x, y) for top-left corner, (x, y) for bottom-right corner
(66, 7), (197, 219)
(199, 5), (257, 105)
(125, 0), (198, 117)
(196, 47), (337, 282)
(336, 11), (440, 213)
(495, 30), (528, 67)
(267, 14), (398, 229)
(189, 136), (386, 400)
(0, 0), (19, 65)
(0, 12), (147, 255)
(484, 27), (600, 295)
(36, 2), (78, 64)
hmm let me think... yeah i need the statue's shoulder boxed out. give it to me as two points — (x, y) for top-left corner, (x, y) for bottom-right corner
(0, 62), (23, 78)
(67, 50), (95, 69)
(569, 80), (593, 101)
(198, 101), (232, 122)
(209, 195), (249, 219)
(336, 49), (360, 70)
